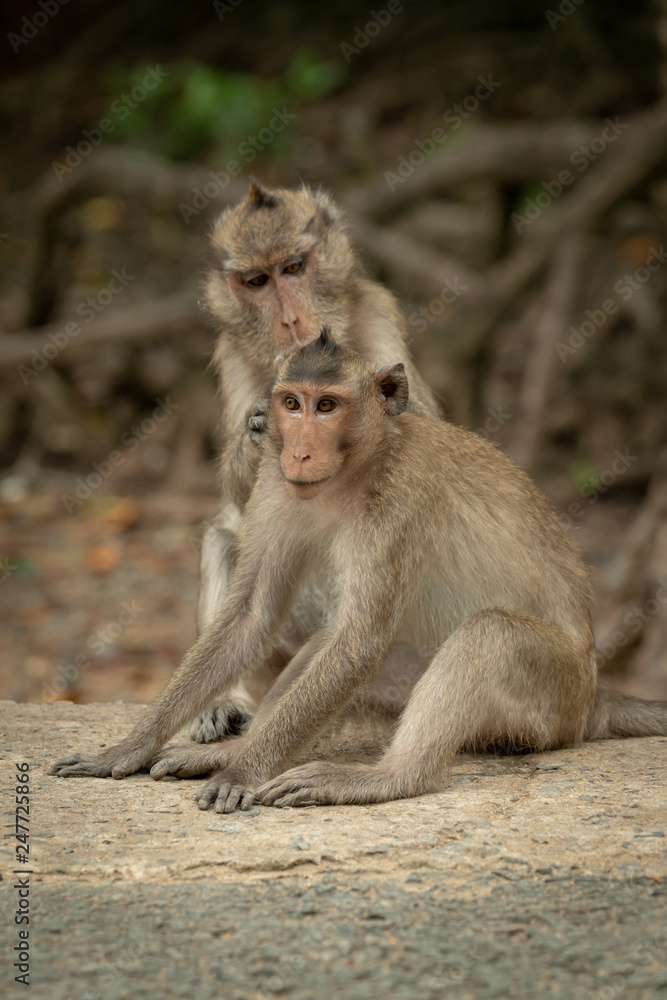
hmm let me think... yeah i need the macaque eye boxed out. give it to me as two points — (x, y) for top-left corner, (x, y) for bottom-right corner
(284, 396), (301, 411)
(317, 398), (337, 413)
(283, 259), (303, 275)
(246, 273), (269, 288)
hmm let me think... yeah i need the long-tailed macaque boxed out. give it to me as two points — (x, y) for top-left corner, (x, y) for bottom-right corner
(193, 178), (438, 743)
(50, 332), (667, 810)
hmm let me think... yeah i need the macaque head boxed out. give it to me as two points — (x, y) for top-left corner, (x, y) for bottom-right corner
(270, 328), (409, 498)
(206, 179), (356, 355)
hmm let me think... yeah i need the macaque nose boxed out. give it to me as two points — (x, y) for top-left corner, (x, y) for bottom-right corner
(293, 445), (311, 463)
(280, 295), (300, 331)
(282, 312), (299, 331)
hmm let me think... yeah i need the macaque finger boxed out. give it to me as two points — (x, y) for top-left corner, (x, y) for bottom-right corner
(212, 785), (233, 812)
(222, 786), (243, 813)
(52, 761), (113, 778)
(48, 754), (85, 773)
(271, 792), (319, 808)
(240, 790), (256, 811)
(197, 778), (223, 810)
(248, 399), (270, 445)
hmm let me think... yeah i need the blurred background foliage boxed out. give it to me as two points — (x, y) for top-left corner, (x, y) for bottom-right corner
(107, 51), (344, 161)
(1, 0), (667, 706)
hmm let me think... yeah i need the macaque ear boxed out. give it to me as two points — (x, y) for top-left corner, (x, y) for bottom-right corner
(375, 363), (409, 416)
(303, 188), (343, 235)
(248, 176), (278, 210)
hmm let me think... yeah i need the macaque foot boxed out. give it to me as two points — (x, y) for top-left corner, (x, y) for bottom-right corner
(248, 399), (269, 446)
(196, 769), (257, 813)
(258, 761), (402, 807)
(48, 743), (153, 779)
(188, 702), (252, 743)
(150, 743), (231, 780)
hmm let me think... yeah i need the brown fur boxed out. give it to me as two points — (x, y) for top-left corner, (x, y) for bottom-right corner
(49, 336), (667, 808)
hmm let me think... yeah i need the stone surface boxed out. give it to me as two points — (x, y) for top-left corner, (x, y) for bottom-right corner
(1, 700), (666, 998)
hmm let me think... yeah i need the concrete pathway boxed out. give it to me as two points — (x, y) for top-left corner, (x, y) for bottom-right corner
(1, 701), (666, 998)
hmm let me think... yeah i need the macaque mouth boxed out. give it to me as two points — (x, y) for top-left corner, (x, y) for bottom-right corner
(286, 475), (330, 487)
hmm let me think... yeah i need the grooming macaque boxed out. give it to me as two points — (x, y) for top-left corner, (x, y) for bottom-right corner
(193, 178), (438, 743)
(50, 332), (667, 810)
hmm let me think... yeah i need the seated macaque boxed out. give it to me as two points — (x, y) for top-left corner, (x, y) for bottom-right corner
(50, 331), (667, 811)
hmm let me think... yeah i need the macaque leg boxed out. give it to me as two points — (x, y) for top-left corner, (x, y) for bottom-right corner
(190, 508), (258, 743)
(258, 609), (595, 807)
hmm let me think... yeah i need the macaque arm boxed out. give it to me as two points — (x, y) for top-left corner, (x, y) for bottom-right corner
(185, 544), (406, 810)
(217, 363), (267, 507)
(49, 504), (306, 779)
(239, 622), (391, 775)
(219, 421), (263, 508)
(149, 632), (327, 781)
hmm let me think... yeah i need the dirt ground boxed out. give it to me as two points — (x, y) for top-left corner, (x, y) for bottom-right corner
(1, 483), (214, 705)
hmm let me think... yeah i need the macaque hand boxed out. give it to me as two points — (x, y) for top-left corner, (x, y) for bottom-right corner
(247, 399), (269, 446)
(188, 701), (252, 743)
(49, 741), (155, 779)
(149, 742), (232, 780)
(195, 762), (259, 814)
(258, 761), (395, 807)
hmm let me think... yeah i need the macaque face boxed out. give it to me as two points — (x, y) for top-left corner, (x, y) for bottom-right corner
(230, 249), (321, 349)
(272, 383), (353, 498)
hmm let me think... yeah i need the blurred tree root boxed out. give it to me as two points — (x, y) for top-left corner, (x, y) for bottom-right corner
(3, 105), (667, 697)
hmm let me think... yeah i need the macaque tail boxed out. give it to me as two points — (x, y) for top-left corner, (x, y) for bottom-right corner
(585, 685), (667, 740)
